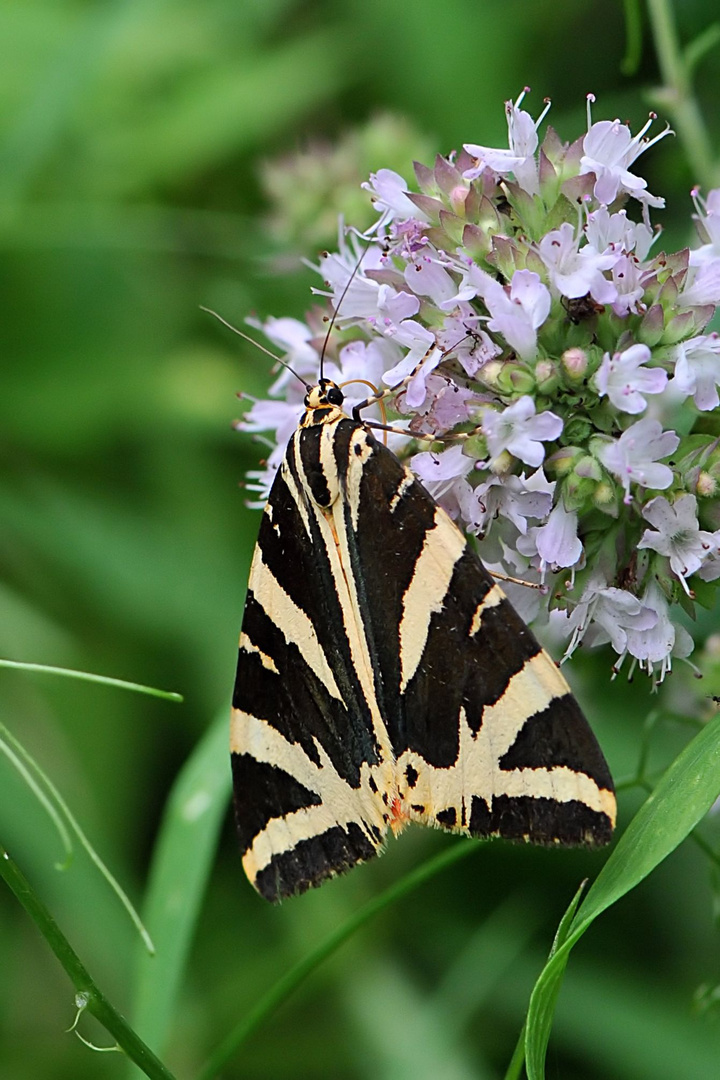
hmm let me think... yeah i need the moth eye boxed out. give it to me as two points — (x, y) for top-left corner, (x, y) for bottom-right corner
(326, 385), (344, 406)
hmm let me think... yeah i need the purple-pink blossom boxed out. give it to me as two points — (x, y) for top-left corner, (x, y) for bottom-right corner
(476, 269), (551, 361)
(637, 494), (720, 592)
(538, 222), (617, 303)
(594, 344), (668, 414)
(482, 396), (563, 468)
(671, 333), (720, 410)
(596, 417), (679, 500)
(580, 105), (669, 217)
(463, 88), (549, 196)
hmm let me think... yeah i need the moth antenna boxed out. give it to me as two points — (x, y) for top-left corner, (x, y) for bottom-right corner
(488, 570), (545, 591)
(201, 306), (311, 391)
(319, 239), (372, 382)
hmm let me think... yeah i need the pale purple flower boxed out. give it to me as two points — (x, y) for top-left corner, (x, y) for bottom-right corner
(597, 417), (679, 500)
(462, 469), (554, 536)
(435, 309), (501, 376)
(534, 502), (583, 569)
(317, 243), (389, 320)
(373, 287), (422, 327)
(323, 339), (389, 415)
(244, 464), (279, 508)
(637, 494), (719, 591)
(404, 257), (458, 308)
(246, 316), (319, 393)
(381, 321), (441, 407)
(671, 333), (720, 410)
(239, 396), (304, 453)
(435, 257), (482, 308)
(482, 396), (563, 467)
(481, 537), (544, 623)
(677, 258), (720, 307)
(580, 106), (668, 217)
(411, 444), (474, 518)
(476, 269), (552, 361)
(482, 537), (544, 624)
(689, 187), (720, 266)
(624, 581), (693, 680)
(610, 255), (645, 316)
(594, 343), (667, 413)
(403, 374), (479, 435)
(538, 222), (617, 303)
(560, 574), (658, 659)
(584, 206), (654, 261)
(698, 552), (720, 582)
(362, 168), (428, 226)
(397, 348), (443, 410)
(463, 89), (550, 196)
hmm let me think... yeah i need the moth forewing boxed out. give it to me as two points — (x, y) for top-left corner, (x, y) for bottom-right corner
(232, 380), (616, 902)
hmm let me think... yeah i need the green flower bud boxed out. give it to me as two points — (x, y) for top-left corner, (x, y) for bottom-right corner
(545, 445), (583, 477)
(592, 481), (618, 516)
(574, 454), (602, 481)
(564, 473), (597, 509)
(535, 359), (559, 394)
(490, 449), (513, 475)
(497, 363), (535, 396)
(478, 360), (504, 390)
(563, 416), (593, 444)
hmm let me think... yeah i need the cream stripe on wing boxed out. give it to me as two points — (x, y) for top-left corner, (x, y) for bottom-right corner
(234, 710), (388, 879)
(247, 557), (342, 701)
(344, 427), (374, 531)
(282, 437), (313, 538)
(389, 469), (415, 513)
(399, 510), (467, 692)
(469, 583), (504, 636)
(473, 651), (570, 761)
(238, 634), (279, 674)
(493, 765), (617, 819)
(325, 487), (396, 763)
(396, 703), (616, 827)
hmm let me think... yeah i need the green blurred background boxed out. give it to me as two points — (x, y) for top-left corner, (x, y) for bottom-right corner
(2, 1), (720, 1077)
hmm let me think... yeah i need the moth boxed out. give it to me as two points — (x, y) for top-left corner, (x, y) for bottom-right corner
(230, 375), (616, 902)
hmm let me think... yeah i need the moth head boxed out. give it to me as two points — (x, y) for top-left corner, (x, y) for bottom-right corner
(305, 380), (344, 410)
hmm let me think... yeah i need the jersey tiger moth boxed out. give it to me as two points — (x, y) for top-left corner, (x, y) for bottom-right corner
(230, 377), (616, 902)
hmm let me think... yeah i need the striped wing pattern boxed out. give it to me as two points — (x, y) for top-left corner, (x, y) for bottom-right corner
(232, 413), (616, 902)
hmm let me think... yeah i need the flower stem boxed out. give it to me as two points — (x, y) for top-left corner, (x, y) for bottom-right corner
(0, 844), (176, 1080)
(646, 0), (717, 188)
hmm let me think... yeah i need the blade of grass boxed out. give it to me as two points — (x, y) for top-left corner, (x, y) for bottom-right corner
(195, 839), (479, 1080)
(126, 708), (231, 1075)
(523, 710), (720, 1080)
(0, 719), (154, 952)
(0, 723), (72, 865)
(0, 844), (177, 1080)
(0, 658), (183, 701)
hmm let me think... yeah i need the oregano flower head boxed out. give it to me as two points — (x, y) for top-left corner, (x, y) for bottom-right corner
(240, 91), (720, 685)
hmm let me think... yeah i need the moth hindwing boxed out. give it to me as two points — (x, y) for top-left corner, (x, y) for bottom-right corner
(231, 380), (616, 902)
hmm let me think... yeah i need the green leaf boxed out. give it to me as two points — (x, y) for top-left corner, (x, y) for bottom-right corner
(126, 709), (231, 1074)
(524, 711), (720, 1079)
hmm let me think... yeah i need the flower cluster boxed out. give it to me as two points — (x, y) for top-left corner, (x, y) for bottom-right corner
(240, 90), (720, 684)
